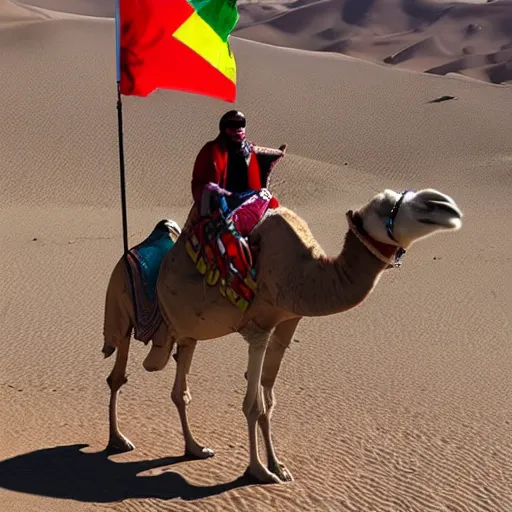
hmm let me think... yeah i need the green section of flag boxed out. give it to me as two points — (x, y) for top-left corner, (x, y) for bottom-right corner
(188, 0), (239, 42)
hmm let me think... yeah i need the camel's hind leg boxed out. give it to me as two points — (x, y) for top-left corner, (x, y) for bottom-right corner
(106, 337), (135, 452)
(103, 259), (136, 452)
(171, 338), (214, 459)
(258, 318), (300, 482)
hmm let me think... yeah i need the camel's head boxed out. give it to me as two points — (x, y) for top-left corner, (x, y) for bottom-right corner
(358, 188), (463, 249)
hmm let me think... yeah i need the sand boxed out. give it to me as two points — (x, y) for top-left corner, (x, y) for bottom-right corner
(0, 1), (511, 511)
(236, 0), (512, 85)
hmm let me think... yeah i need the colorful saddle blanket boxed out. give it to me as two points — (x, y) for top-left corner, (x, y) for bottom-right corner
(185, 189), (274, 312)
(125, 220), (179, 342)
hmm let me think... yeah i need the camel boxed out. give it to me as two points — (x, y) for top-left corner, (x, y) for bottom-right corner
(102, 187), (462, 484)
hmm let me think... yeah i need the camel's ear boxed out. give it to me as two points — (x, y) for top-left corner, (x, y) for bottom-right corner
(279, 144), (287, 154)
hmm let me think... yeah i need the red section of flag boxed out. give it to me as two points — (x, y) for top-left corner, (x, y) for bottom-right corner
(119, 0), (236, 102)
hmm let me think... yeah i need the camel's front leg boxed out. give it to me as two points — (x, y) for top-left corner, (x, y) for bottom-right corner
(171, 339), (214, 459)
(258, 318), (300, 482)
(240, 322), (281, 484)
(106, 337), (135, 452)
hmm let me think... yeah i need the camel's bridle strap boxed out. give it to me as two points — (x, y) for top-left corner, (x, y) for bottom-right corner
(386, 190), (413, 243)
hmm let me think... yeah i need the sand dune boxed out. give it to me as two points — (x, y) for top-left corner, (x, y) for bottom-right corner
(16, 0), (114, 17)
(0, 0), (46, 24)
(18, 0), (512, 85)
(1, 1), (512, 511)
(235, 0), (512, 84)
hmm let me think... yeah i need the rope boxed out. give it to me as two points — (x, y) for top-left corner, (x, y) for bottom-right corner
(345, 211), (400, 268)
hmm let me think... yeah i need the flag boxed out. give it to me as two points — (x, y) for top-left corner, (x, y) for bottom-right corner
(117, 0), (239, 102)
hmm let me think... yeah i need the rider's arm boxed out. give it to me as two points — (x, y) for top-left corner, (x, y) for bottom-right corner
(191, 143), (217, 205)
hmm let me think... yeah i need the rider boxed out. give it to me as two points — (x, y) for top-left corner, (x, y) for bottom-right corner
(190, 110), (285, 219)
(145, 112), (286, 371)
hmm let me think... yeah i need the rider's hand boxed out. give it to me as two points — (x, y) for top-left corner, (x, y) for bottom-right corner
(217, 187), (232, 197)
(206, 182), (232, 196)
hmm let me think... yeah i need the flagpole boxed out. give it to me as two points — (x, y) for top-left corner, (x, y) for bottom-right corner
(115, 0), (129, 259)
(115, 0), (138, 322)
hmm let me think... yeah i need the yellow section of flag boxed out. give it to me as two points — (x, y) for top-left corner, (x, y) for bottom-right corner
(173, 11), (236, 83)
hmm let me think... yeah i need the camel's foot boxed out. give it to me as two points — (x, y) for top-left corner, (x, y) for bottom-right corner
(185, 443), (215, 459)
(143, 342), (173, 372)
(107, 433), (135, 453)
(244, 463), (283, 484)
(269, 461), (294, 482)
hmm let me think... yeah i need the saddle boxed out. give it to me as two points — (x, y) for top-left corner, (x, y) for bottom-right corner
(185, 189), (276, 311)
(125, 219), (180, 342)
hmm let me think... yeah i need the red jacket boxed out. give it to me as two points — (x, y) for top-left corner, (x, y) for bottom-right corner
(191, 137), (281, 209)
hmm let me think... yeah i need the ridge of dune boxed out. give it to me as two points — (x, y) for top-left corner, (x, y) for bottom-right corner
(235, 0), (512, 85)
(14, 0), (114, 17)
(13, 0), (277, 19)
(15, 0), (512, 85)
(0, 0), (48, 24)
(9, 0), (113, 20)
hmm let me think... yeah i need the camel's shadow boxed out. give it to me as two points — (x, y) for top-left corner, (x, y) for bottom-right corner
(0, 443), (252, 503)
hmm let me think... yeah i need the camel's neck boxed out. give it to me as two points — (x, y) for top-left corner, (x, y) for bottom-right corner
(291, 214), (398, 317)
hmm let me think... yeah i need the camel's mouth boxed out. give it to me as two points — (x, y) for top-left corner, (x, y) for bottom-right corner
(417, 198), (462, 230)
(419, 217), (461, 229)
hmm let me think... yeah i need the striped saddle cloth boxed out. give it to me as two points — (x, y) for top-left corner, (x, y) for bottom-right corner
(185, 189), (275, 311)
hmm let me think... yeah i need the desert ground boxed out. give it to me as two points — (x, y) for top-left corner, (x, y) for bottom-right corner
(0, 1), (511, 511)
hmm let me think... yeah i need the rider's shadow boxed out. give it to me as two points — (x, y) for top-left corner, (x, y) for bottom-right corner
(0, 444), (251, 503)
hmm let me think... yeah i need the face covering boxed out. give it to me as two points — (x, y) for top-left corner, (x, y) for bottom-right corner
(220, 119), (251, 159)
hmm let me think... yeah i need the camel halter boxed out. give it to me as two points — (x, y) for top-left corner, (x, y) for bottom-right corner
(346, 190), (411, 269)
(386, 189), (412, 243)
